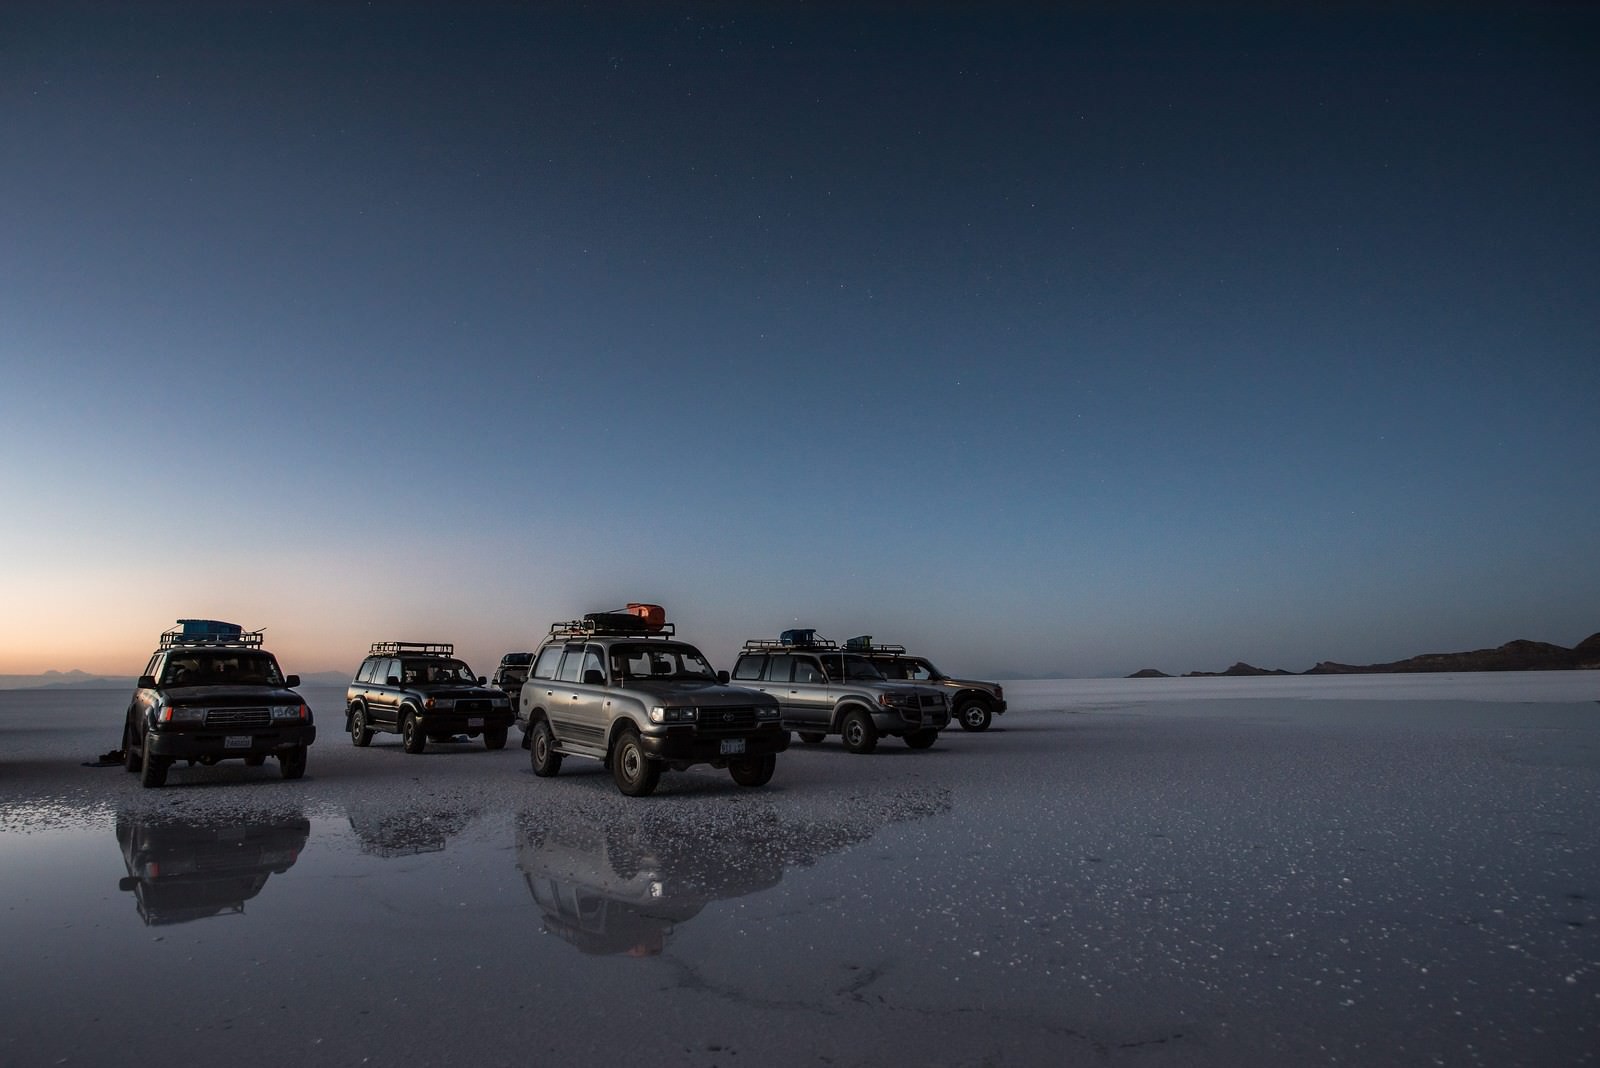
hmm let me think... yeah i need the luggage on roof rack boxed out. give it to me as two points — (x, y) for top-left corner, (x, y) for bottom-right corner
(160, 620), (263, 649)
(780, 628), (817, 646)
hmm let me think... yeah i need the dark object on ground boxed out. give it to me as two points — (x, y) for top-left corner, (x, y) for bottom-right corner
(84, 749), (125, 767)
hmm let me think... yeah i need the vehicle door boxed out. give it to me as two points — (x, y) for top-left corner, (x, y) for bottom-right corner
(783, 654), (834, 730)
(367, 658), (402, 728)
(568, 644), (610, 747)
(546, 643), (599, 747)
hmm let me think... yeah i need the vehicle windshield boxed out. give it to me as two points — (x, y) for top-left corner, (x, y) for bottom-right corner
(823, 654), (886, 681)
(610, 643), (718, 682)
(161, 651), (285, 687)
(402, 659), (477, 684)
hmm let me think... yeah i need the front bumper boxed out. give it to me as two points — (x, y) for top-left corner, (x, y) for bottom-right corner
(147, 724), (317, 760)
(873, 709), (950, 733)
(641, 724), (790, 764)
(413, 709), (515, 734)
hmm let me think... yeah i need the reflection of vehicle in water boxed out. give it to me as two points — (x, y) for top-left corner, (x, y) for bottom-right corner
(115, 810), (310, 926)
(517, 788), (951, 956)
(346, 803), (479, 858)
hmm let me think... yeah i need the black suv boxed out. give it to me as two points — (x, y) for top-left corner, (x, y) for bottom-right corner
(490, 651), (533, 710)
(121, 620), (317, 788)
(345, 642), (514, 753)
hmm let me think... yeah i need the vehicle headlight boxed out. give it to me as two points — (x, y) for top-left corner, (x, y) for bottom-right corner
(878, 693), (914, 709)
(159, 705), (206, 724)
(755, 704), (780, 719)
(271, 704), (308, 722)
(648, 706), (698, 724)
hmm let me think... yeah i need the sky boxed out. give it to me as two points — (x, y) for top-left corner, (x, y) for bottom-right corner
(2, 2), (1597, 681)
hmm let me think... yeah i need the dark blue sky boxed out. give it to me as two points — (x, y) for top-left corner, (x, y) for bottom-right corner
(3, 3), (1596, 678)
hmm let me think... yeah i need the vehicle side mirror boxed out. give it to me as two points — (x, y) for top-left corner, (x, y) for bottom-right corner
(583, 669), (605, 686)
(386, 676), (400, 687)
(717, 670), (730, 684)
(285, 674), (300, 688)
(118, 877), (139, 892)
(478, 675), (487, 685)
(138, 675), (157, 689)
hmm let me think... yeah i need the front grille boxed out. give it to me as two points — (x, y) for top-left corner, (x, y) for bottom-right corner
(455, 698), (492, 713)
(205, 707), (271, 728)
(919, 695), (945, 709)
(696, 707), (758, 735)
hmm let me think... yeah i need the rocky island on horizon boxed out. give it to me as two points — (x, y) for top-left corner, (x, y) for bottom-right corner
(1129, 632), (1600, 679)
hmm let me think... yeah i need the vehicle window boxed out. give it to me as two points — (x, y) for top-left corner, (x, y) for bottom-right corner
(732, 655), (765, 681)
(583, 645), (606, 682)
(378, 659), (399, 684)
(765, 654), (794, 683)
(792, 657), (824, 684)
(610, 643), (719, 681)
(356, 660), (376, 684)
(160, 652), (284, 686)
(889, 659), (933, 681)
(144, 656), (160, 678)
(532, 645), (563, 680)
(424, 659), (476, 683)
(555, 644), (585, 683)
(829, 654), (885, 681)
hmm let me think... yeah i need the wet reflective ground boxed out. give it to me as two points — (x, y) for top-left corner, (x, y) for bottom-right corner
(2, 682), (1597, 1066)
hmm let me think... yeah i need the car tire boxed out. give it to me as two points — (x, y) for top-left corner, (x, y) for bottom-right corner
(279, 746), (307, 780)
(350, 705), (373, 747)
(841, 710), (878, 755)
(956, 700), (992, 732)
(138, 740), (167, 788)
(797, 731), (826, 745)
(904, 728), (938, 749)
(122, 721), (142, 773)
(483, 726), (508, 750)
(611, 728), (660, 797)
(401, 711), (427, 754)
(530, 719), (562, 777)
(728, 753), (776, 787)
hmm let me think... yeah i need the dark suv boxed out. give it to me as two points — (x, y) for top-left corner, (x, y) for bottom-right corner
(344, 642), (514, 753)
(490, 652), (534, 710)
(850, 638), (1007, 731)
(121, 620), (317, 788)
(519, 609), (788, 796)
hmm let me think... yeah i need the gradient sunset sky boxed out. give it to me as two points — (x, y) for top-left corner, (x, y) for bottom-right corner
(3, 3), (1596, 680)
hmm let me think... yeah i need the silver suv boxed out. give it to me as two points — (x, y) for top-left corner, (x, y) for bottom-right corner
(519, 611), (788, 797)
(850, 638), (1007, 731)
(730, 630), (949, 753)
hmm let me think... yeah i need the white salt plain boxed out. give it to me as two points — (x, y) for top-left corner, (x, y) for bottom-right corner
(1, 672), (1596, 1066)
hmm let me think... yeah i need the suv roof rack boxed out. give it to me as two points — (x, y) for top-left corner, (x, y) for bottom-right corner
(159, 620), (264, 650)
(844, 636), (908, 655)
(741, 636), (840, 653)
(548, 618), (677, 639)
(369, 641), (454, 657)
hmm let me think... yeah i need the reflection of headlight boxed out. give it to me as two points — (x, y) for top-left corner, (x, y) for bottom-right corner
(649, 706), (698, 723)
(160, 706), (205, 724)
(650, 881), (665, 898)
(271, 704), (308, 722)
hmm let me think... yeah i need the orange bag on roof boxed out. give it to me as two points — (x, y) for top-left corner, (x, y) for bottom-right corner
(625, 603), (666, 632)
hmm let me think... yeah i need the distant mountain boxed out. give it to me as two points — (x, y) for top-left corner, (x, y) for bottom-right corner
(1129, 632), (1600, 679)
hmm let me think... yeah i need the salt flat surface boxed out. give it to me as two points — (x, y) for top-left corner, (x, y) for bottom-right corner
(1, 679), (1596, 1066)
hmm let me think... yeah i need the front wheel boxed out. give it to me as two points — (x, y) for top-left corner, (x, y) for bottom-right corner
(350, 705), (373, 747)
(840, 710), (878, 755)
(483, 726), (508, 750)
(279, 746), (307, 780)
(611, 729), (660, 797)
(728, 753), (776, 787)
(904, 728), (938, 749)
(529, 720), (562, 777)
(956, 700), (992, 732)
(401, 712), (427, 754)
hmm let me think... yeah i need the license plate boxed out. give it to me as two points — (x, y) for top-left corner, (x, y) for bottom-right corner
(468, 717), (484, 727)
(225, 735), (252, 749)
(720, 738), (745, 756)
